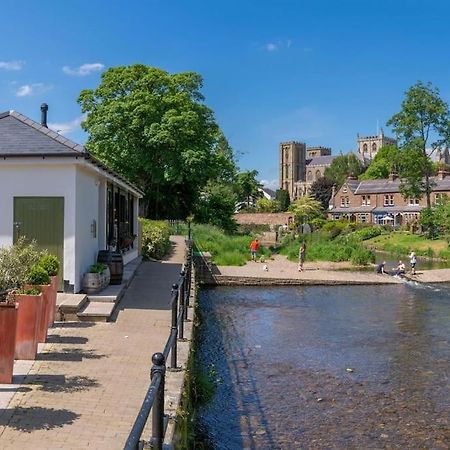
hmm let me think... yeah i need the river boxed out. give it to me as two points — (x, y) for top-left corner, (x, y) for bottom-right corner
(195, 284), (450, 449)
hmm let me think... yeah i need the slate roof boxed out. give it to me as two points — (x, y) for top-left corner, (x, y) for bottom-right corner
(0, 110), (143, 195)
(306, 155), (335, 166)
(354, 177), (450, 194)
(372, 206), (423, 213)
(0, 111), (86, 156)
(331, 206), (375, 214)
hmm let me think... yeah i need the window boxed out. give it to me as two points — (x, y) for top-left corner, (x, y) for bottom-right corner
(362, 195), (371, 206)
(384, 195), (394, 206)
(342, 185), (348, 193)
(285, 165), (289, 178)
(307, 170), (313, 181)
(340, 196), (350, 207)
(434, 193), (446, 205)
(358, 213), (369, 223)
(408, 198), (419, 205)
(363, 143), (368, 153)
(340, 196), (345, 207)
(315, 170), (321, 179)
(372, 143), (377, 153)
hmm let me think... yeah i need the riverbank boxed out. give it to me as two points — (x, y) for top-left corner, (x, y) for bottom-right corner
(202, 254), (450, 286)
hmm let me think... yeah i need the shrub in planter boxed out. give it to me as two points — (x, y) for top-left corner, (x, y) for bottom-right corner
(82, 263), (109, 294)
(38, 254), (60, 328)
(25, 265), (51, 343)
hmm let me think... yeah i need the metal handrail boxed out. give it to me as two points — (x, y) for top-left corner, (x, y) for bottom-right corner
(124, 241), (193, 450)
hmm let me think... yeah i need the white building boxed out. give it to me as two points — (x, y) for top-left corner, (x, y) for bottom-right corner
(0, 106), (143, 293)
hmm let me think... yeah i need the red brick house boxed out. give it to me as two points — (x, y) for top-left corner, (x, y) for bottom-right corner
(329, 171), (450, 226)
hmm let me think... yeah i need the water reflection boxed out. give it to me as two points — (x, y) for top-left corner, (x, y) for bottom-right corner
(196, 284), (450, 449)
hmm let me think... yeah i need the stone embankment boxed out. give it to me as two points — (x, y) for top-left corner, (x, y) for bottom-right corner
(196, 254), (450, 286)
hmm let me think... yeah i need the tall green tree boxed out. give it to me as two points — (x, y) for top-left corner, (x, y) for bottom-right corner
(310, 176), (335, 209)
(78, 65), (226, 219)
(324, 153), (365, 187)
(235, 170), (262, 206)
(275, 189), (290, 211)
(359, 145), (400, 180)
(387, 81), (450, 208)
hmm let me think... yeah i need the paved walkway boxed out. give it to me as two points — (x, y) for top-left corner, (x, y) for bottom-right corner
(0, 237), (185, 450)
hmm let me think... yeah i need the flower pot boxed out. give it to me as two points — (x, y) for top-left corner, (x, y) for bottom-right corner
(14, 293), (42, 360)
(26, 284), (52, 343)
(0, 303), (19, 383)
(48, 275), (58, 328)
(82, 273), (102, 295)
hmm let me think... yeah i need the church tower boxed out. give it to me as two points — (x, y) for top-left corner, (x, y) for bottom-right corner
(279, 141), (306, 200)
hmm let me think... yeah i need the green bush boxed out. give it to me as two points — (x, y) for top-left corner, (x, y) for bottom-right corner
(39, 254), (60, 276)
(0, 237), (42, 290)
(352, 226), (383, 241)
(140, 218), (171, 260)
(322, 220), (349, 239)
(15, 287), (41, 296)
(26, 264), (50, 286)
(89, 263), (107, 273)
(350, 247), (375, 265)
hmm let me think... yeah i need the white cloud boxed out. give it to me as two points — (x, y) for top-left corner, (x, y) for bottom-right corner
(260, 179), (279, 191)
(265, 43), (279, 52)
(48, 115), (84, 135)
(62, 63), (105, 76)
(15, 83), (52, 97)
(0, 60), (25, 71)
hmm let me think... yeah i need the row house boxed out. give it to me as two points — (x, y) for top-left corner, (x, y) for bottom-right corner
(329, 171), (450, 226)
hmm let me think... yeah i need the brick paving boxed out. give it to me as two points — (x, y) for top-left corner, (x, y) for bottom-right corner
(0, 236), (186, 450)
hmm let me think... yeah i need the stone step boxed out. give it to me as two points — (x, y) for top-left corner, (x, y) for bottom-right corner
(56, 293), (88, 321)
(77, 300), (115, 322)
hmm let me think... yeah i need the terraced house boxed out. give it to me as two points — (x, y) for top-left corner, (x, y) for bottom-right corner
(329, 171), (450, 226)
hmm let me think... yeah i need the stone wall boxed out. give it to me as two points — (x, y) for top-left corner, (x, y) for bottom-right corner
(234, 212), (294, 226)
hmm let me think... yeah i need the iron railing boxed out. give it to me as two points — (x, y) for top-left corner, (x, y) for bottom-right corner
(124, 240), (193, 450)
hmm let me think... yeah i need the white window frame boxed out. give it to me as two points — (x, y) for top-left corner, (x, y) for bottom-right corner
(384, 194), (394, 206)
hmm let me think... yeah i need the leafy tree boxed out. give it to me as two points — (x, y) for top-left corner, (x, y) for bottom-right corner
(288, 196), (324, 225)
(324, 153), (364, 187)
(275, 189), (290, 211)
(359, 145), (400, 180)
(387, 81), (450, 208)
(255, 198), (280, 213)
(235, 170), (262, 206)
(310, 176), (335, 209)
(78, 65), (227, 219)
(194, 182), (237, 232)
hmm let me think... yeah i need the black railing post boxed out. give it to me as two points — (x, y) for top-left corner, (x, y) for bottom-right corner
(150, 352), (166, 450)
(170, 284), (178, 369)
(179, 272), (185, 340)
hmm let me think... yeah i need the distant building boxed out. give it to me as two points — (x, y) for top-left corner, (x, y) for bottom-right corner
(357, 129), (396, 162)
(279, 142), (335, 200)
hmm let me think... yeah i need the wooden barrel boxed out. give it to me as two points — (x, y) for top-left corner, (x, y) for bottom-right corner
(97, 250), (123, 285)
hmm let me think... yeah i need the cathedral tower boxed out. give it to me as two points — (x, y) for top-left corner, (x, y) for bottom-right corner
(279, 141), (306, 200)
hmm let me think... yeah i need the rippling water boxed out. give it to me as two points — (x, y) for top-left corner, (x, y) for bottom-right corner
(196, 284), (450, 449)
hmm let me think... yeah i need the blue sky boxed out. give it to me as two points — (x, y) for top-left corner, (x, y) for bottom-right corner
(2, 0), (450, 189)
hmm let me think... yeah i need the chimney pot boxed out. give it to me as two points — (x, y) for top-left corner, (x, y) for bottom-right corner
(40, 103), (48, 128)
(388, 171), (398, 182)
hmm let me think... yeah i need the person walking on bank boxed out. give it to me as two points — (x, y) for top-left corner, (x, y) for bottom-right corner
(409, 251), (417, 275)
(249, 238), (260, 262)
(298, 242), (306, 272)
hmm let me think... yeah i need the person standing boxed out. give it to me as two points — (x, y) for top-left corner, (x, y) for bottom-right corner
(249, 239), (260, 262)
(298, 242), (306, 272)
(409, 251), (417, 275)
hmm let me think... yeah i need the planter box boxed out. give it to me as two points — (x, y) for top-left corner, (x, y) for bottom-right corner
(26, 284), (52, 343)
(82, 269), (110, 295)
(48, 275), (58, 328)
(0, 303), (19, 383)
(14, 293), (42, 360)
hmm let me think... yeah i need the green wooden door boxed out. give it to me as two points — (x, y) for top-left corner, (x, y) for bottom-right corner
(14, 197), (64, 290)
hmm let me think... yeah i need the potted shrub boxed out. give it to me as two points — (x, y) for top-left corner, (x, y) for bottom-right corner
(25, 265), (51, 343)
(9, 288), (42, 360)
(0, 295), (18, 383)
(82, 263), (109, 295)
(39, 254), (60, 327)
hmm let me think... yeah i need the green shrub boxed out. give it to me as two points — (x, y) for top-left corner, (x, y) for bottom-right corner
(140, 219), (171, 260)
(322, 220), (349, 239)
(39, 254), (60, 276)
(26, 264), (50, 286)
(350, 247), (375, 265)
(0, 237), (42, 290)
(15, 287), (41, 296)
(352, 226), (383, 241)
(89, 263), (107, 273)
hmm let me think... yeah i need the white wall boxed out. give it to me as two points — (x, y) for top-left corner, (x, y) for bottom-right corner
(0, 161), (77, 289)
(75, 166), (100, 292)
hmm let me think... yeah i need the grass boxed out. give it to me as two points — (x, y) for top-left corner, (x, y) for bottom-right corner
(192, 223), (271, 266)
(278, 232), (375, 265)
(365, 231), (450, 259)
